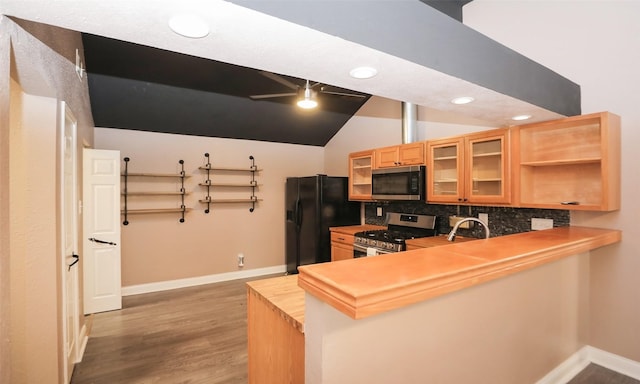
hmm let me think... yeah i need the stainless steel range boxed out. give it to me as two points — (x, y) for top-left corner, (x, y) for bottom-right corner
(353, 212), (437, 257)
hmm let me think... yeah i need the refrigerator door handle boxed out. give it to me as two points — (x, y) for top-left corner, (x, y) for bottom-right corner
(295, 198), (302, 230)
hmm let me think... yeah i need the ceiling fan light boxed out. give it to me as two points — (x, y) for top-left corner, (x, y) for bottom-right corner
(297, 80), (318, 109)
(168, 14), (210, 38)
(349, 66), (378, 79)
(297, 98), (318, 109)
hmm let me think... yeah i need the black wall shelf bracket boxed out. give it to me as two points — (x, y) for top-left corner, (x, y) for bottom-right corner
(202, 153), (212, 213)
(249, 155), (257, 212)
(123, 157), (130, 225)
(179, 159), (186, 223)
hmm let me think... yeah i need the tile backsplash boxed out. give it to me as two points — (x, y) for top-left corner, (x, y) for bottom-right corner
(364, 202), (569, 239)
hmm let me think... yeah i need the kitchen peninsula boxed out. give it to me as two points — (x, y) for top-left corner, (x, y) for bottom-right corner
(247, 226), (621, 384)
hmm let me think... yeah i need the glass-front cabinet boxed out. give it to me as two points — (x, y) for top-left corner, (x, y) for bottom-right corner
(349, 150), (374, 201)
(427, 128), (510, 204)
(427, 138), (464, 202)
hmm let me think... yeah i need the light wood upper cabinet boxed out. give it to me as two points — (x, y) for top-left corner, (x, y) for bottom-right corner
(427, 128), (511, 205)
(348, 150), (374, 201)
(512, 111), (620, 211)
(375, 142), (425, 168)
(426, 137), (464, 202)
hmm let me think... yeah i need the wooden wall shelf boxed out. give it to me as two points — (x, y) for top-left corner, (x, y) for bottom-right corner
(121, 158), (189, 224)
(199, 153), (261, 213)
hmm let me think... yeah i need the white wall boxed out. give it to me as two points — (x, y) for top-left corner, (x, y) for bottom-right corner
(306, 253), (589, 384)
(1, 17), (94, 383)
(9, 79), (61, 384)
(464, 0), (640, 362)
(95, 128), (324, 287)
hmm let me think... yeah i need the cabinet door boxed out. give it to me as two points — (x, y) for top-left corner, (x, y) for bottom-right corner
(349, 150), (374, 201)
(375, 146), (400, 168)
(465, 129), (510, 204)
(427, 138), (464, 203)
(331, 243), (354, 261)
(398, 142), (425, 166)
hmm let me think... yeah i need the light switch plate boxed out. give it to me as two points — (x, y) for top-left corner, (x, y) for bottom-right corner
(376, 207), (383, 217)
(531, 218), (553, 231)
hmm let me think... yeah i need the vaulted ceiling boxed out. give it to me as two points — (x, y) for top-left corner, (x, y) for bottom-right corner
(1, 0), (580, 146)
(82, 33), (371, 146)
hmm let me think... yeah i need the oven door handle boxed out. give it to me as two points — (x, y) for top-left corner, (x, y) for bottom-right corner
(353, 243), (395, 255)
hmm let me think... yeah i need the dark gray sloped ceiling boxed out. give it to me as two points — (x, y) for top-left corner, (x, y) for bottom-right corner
(83, 34), (370, 146)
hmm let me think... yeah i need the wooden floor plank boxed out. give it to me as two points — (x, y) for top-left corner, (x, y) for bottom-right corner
(567, 364), (640, 384)
(71, 275), (279, 384)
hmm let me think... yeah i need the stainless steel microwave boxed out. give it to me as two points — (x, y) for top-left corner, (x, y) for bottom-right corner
(371, 165), (426, 201)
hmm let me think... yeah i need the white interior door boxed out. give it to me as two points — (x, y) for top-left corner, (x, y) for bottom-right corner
(83, 148), (122, 314)
(61, 102), (79, 383)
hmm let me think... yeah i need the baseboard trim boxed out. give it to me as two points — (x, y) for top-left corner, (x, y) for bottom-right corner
(537, 345), (640, 383)
(586, 345), (640, 381)
(536, 347), (590, 384)
(76, 323), (89, 363)
(121, 265), (287, 296)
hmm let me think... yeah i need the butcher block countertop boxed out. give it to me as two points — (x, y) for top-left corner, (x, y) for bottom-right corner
(329, 224), (386, 235)
(246, 274), (305, 333)
(298, 226), (621, 320)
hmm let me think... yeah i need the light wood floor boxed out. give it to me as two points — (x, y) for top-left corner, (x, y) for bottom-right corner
(71, 275), (279, 384)
(71, 275), (638, 384)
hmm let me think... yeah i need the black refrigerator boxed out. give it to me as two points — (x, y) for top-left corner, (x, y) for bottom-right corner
(285, 175), (361, 274)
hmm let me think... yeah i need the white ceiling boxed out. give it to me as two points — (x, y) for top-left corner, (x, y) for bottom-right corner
(0, 0), (566, 126)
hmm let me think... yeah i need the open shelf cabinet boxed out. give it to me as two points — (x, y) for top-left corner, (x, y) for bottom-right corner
(513, 111), (620, 211)
(348, 150), (374, 201)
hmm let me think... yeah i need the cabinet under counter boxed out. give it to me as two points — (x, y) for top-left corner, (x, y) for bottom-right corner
(330, 225), (386, 262)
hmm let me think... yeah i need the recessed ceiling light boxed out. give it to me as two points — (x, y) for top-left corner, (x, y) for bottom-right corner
(451, 96), (475, 105)
(512, 114), (532, 121)
(168, 14), (210, 39)
(349, 67), (378, 79)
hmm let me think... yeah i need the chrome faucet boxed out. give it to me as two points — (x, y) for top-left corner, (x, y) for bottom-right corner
(447, 217), (490, 242)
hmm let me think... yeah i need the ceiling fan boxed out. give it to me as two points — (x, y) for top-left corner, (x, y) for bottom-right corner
(249, 71), (367, 109)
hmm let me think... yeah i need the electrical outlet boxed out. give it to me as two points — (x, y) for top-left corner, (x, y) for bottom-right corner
(238, 253), (245, 267)
(478, 213), (489, 226)
(376, 207), (383, 217)
(531, 218), (553, 231)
